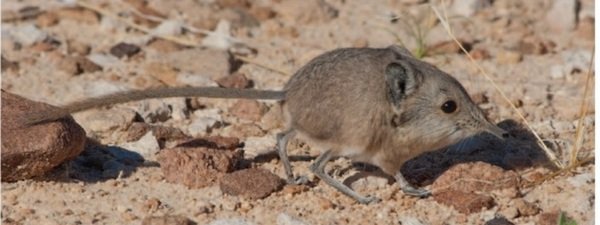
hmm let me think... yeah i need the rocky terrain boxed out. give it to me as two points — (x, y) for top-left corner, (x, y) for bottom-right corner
(1, 0), (595, 224)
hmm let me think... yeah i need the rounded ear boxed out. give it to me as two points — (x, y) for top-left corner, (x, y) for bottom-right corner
(388, 45), (415, 58)
(385, 62), (419, 106)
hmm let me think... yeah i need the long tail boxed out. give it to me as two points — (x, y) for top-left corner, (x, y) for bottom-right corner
(26, 87), (285, 125)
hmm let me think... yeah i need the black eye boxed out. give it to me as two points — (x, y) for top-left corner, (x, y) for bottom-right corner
(441, 100), (457, 113)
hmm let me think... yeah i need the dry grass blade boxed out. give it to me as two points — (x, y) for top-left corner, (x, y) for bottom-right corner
(429, 2), (562, 168)
(570, 49), (594, 166)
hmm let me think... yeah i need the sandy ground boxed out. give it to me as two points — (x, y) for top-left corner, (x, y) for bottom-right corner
(1, 0), (595, 224)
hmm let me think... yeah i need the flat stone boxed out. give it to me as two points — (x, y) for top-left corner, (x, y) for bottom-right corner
(216, 72), (253, 89)
(73, 107), (137, 133)
(434, 189), (495, 214)
(431, 162), (520, 193)
(118, 131), (160, 161)
(1, 91), (86, 182)
(431, 162), (519, 214)
(158, 136), (243, 188)
(219, 168), (284, 199)
(229, 99), (267, 122)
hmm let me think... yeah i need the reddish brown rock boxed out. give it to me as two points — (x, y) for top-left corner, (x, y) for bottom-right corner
(219, 168), (284, 199)
(125, 122), (190, 146)
(157, 137), (243, 188)
(229, 99), (267, 121)
(141, 215), (194, 225)
(431, 162), (519, 214)
(1, 91), (86, 182)
(432, 162), (520, 193)
(434, 190), (495, 214)
(216, 72), (252, 89)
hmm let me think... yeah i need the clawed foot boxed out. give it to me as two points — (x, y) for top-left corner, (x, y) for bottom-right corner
(401, 185), (431, 198)
(286, 176), (309, 185)
(357, 195), (381, 205)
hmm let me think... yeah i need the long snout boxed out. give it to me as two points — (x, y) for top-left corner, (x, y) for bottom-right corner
(482, 122), (508, 139)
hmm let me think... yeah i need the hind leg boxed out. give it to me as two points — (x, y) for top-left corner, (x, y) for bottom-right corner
(310, 150), (380, 204)
(276, 129), (308, 184)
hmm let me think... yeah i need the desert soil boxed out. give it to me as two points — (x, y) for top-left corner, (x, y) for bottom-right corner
(1, 0), (595, 224)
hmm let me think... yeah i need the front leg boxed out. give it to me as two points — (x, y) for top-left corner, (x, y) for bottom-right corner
(394, 171), (430, 197)
(310, 150), (380, 204)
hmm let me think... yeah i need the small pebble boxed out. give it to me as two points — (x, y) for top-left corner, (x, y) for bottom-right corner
(110, 43), (141, 58)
